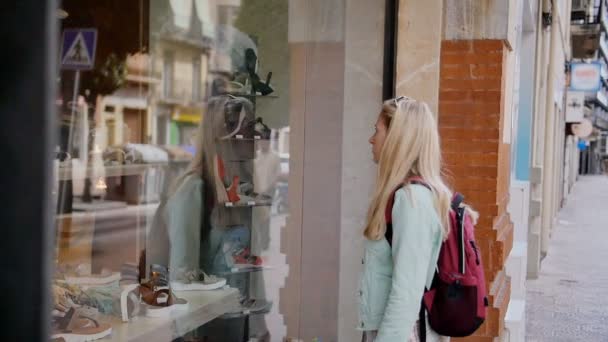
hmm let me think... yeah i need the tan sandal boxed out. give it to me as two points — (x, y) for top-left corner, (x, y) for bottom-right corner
(138, 282), (188, 318)
(51, 307), (112, 342)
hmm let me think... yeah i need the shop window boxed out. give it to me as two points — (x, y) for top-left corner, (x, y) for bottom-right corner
(192, 56), (201, 102)
(46, 0), (389, 340)
(163, 50), (174, 99)
(52, 1), (292, 341)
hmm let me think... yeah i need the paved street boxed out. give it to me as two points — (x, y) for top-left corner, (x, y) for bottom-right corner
(526, 176), (608, 341)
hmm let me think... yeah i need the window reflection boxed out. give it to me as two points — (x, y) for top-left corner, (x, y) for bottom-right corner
(52, 1), (290, 341)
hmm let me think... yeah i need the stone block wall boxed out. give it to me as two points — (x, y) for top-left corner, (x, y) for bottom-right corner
(439, 39), (514, 341)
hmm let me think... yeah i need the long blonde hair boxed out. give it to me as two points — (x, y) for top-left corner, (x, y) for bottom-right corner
(364, 98), (453, 241)
(167, 96), (231, 203)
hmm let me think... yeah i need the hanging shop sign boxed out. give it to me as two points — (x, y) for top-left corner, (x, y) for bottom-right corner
(566, 91), (585, 123)
(569, 62), (601, 92)
(61, 28), (97, 70)
(571, 118), (593, 138)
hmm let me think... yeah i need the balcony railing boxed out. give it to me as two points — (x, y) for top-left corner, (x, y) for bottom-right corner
(602, 0), (608, 32)
(601, 60), (608, 79)
(593, 107), (608, 129)
(571, 1), (603, 58)
(572, 0), (602, 25)
(598, 89), (608, 108)
(600, 35), (608, 61)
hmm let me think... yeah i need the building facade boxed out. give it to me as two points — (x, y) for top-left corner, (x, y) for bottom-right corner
(0, 0), (588, 342)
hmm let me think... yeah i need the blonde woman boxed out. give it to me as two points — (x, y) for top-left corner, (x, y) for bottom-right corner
(359, 96), (451, 342)
(146, 96), (243, 275)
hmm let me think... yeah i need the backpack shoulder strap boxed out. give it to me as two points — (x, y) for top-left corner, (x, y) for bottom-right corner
(385, 183), (404, 224)
(385, 177), (432, 223)
(451, 192), (465, 210)
(408, 176), (432, 191)
(451, 192), (467, 274)
(419, 303), (427, 342)
(384, 183), (403, 245)
(385, 178), (433, 245)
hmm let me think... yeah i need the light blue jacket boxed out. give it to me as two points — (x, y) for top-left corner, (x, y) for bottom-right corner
(147, 174), (204, 276)
(156, 174), (248, 274)
(358, 184), (444, 341)
(165, 175), (204, 273)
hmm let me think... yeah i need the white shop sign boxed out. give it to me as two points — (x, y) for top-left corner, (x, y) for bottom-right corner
(570, 62), (601, 92)
(565, 91), (585, 123)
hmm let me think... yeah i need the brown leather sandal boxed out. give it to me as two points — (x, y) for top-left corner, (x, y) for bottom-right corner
(51, 307), (112, 341)
(138, 282), (188, 318)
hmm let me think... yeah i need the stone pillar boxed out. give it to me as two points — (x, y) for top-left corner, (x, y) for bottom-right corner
(439, 39), (514, 341)
(283, 1), (345, 340)
(395, 0), (443, 114)
(540, 17), (559, 257)
(338, 1), (386, 341)
(438, 1), (519, 340)
(528, 21), (551, 279)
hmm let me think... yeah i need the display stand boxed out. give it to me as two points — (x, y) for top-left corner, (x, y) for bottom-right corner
(201, 61), (277, 341)
(52, 50), (278, 342)
(105, 288), (240, 342)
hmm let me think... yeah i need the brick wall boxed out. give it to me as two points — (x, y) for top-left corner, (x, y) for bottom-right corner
(439, 40), (514, 341)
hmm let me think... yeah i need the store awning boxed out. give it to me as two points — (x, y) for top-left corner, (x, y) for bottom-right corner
(172, 106), (203, 124)
(104, 87), (149, 109)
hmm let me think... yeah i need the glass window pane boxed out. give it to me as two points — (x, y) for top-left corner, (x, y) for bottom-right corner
(50, 0), (385, 340)
(52, 1), (292, 341)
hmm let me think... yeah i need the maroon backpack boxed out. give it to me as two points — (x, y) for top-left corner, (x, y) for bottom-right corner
(385, 179), (488, 341)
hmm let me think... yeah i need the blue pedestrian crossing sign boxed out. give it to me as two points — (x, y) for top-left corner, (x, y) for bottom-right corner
(61, 28), (97, 70)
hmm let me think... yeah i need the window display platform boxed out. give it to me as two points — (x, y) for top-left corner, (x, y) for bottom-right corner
(103, 287), (240, 342)
(58, 163), (168, 181)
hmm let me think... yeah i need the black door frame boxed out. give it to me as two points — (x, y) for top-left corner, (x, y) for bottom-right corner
(0, 1), (57, 340)
(383, 0), (399, 101)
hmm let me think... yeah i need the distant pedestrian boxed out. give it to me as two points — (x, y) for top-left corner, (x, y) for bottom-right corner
(359, 97), (451, 342)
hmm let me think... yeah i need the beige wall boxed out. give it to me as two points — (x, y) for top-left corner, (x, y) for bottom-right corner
(284, 1), (345, 340)
(338, 1), (385, 340)
(284, 1), (385, 341)
(540, 0), (570, 257)
(528, 15), (550, 278)
(442, 0), (509, 41)
(396, 0), (443, 115)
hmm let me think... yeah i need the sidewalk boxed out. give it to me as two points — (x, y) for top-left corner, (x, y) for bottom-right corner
(526, 176), (608, 341)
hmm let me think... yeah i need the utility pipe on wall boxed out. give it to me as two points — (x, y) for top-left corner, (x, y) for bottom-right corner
(540, 0), (558, 256)
(527, 0), (551, 278)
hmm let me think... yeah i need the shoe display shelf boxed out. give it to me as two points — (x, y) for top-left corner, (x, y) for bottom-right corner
(57, 162), (169, 182)
(220, 300), (273, 319)
(216, 265), (274, 276)
(206, 67), (277, 341)
(105, 287), (240, 342)
(221, 135), (271, 142)
(223, 92), (279, 99)
(223, 201), (272, 208)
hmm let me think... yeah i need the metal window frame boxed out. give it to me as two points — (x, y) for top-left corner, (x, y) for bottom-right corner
(0, 0), (57, 340)
(383, 0), (399, 101)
